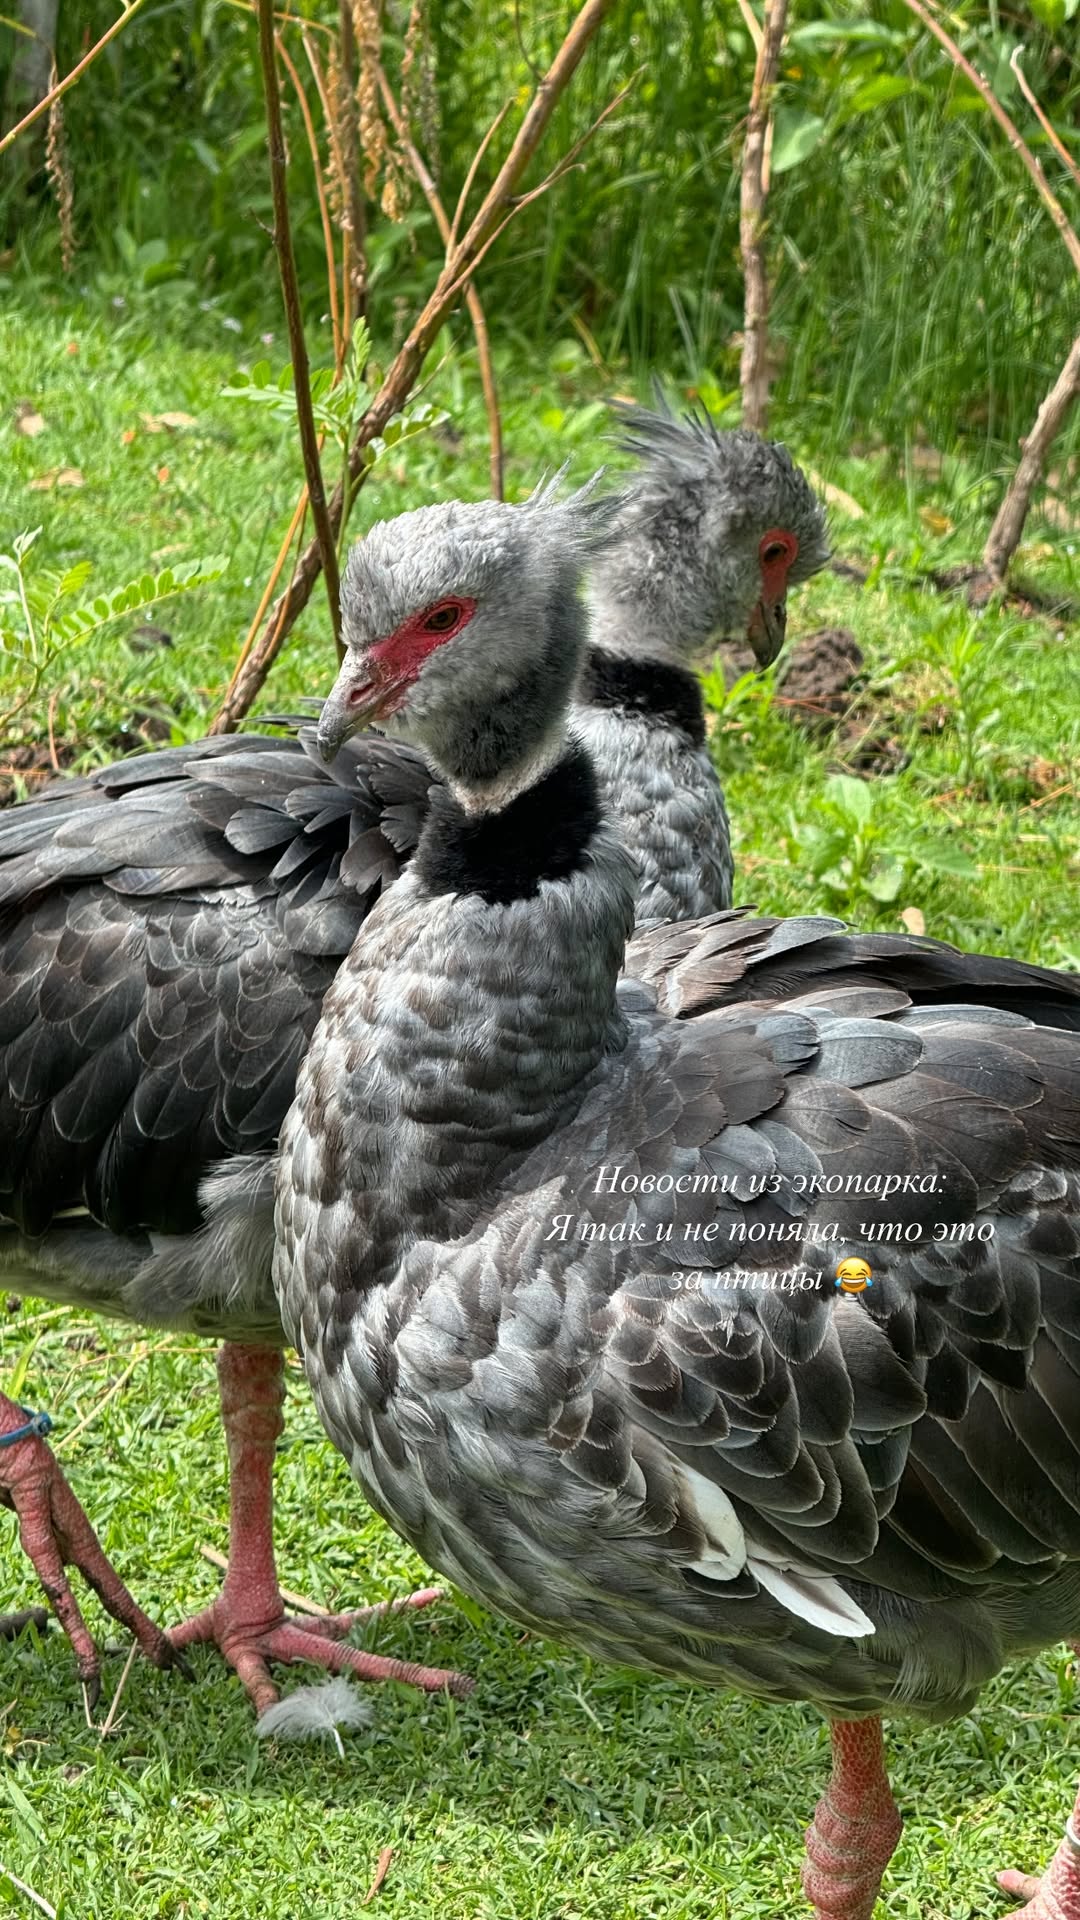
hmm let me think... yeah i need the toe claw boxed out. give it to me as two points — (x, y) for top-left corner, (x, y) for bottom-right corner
(1, 1404), (175, 1704)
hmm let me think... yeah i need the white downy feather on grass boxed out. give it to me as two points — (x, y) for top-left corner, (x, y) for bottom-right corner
(255, 1677), (374, 1757)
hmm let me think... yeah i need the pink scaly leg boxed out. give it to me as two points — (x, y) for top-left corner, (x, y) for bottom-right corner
(0, 1391), (179, 1709)
(997, 1781), (1080, 1919)
(802, 1717), (903, 1920)
(167, 1344), (472, 1718)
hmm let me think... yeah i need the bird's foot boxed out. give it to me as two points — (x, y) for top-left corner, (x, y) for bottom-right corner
(0, 1397), (182, 1710)
(997, 1820), (1080, 1919)
(168, 1581), (473, 1720)
(802, 1718), (902, 1920)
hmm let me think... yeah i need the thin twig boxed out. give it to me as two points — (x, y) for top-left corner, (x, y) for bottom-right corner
(729, 0), (779, 189)
(0, 0), (150, 157)
(448, 101), (511, 253)
(255, 0), (343, 659)
(436, 79), (635, 312)
(301, 26), (354, 363)
(733, 0), (761, 42)
(1010, 47), (1080, 193)
(378, 69), (503, 497)
(900, 0), (1080, 277)
(277, 32), (342, 366)
(45, 690), (60, 772)
(0, 1864), (56, 1920)
(55, 1347), (160, 1453)
(98, 1639), (138, 1739)
(739, 0), (788, 433)
(212, 0), (617, 730)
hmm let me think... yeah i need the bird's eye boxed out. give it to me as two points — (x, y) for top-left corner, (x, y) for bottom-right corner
(761, 538), (790, 565)
(422, 602), (462, 634)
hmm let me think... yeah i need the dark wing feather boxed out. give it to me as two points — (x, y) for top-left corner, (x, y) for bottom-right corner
(627, 909), (1080, 1030)
(0, 729), (435, 1238)
(432, 970), (1080, 1705)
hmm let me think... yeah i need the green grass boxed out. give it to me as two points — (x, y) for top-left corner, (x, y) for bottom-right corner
(3, 1313), (1080, 1920)
(1, 294), (1077, 960)
(1, 293), (1079, 1920)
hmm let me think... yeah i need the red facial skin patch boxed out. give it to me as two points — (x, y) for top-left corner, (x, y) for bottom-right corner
(758, 528), (799, 605)
(349, 597), (478, 718)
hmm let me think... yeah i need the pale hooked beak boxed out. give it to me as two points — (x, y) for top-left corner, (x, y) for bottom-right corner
(746, 596), (787, 670)
(316, 653), (405, 763)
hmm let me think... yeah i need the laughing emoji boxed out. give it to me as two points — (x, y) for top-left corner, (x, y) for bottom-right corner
(835, 1257), (873, 1295)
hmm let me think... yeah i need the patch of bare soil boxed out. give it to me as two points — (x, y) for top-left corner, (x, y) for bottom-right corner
(777, 625), (864, 724)
(714, 623), (865, 716)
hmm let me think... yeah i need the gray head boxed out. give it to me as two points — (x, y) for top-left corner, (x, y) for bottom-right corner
(593, 400), (830, 670)
(317, 476), (615, 804)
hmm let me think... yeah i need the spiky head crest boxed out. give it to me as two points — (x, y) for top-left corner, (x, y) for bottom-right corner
(590, 396), (830, 664)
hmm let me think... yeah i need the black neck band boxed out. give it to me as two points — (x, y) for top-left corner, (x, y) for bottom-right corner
(414, 743), (602, 905)
(580, 649), (706, 746)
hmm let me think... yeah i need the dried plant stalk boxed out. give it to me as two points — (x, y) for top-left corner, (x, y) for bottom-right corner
(212, 0), (617, 732)
(277, 32), (342, 365)
(44, 68), (75, 272)
(379, 67), (502, 497)
(255, 0), (342, 657)
(0, 0), (150, 159)
(739, 0), (788, 435)
(353, 0), (388, 199)
(338, 0), (368, 324)
(900, 0), (1080, 277)
(1010, 48), (1080, 193)
(899, 0), (1080, 582)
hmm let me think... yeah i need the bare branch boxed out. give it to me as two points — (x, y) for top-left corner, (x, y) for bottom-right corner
(255, 0), (342, 659)
(1010, 46), (1080, 195)
(436, 79), (634, 312)
(983, 331), (1080, 582)
(739, 0), (788, 434)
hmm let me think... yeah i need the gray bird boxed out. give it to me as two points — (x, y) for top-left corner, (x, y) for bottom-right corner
(277, 477), (1080, 1920)
(0, 411), (824, 1715)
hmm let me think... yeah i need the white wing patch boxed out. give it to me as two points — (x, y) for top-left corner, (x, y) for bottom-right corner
(678, 1463), (747, 1579)
(748, 1558), (876, 1639)
(677, 1460), (875, 1639)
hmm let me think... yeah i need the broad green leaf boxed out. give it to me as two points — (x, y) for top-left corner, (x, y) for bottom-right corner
(135, 237), (169, 271)
(865, 859), (905, 904)
(7, 1332), (39, 1399)
(824, 772), (873, 825)
(849, 75), (915, 112)
(790, 21), (906, 48)
(915, 844), (978, 878)
(770, 109), (827, 175)
(58, 560), (93, 597)
(191, 136), (221, 176)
